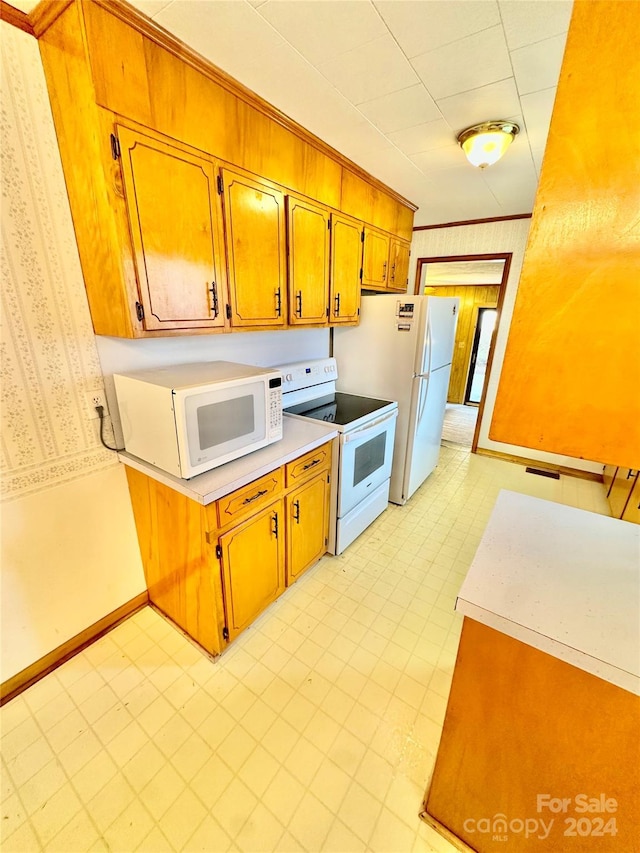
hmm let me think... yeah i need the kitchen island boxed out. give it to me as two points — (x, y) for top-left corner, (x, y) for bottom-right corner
(422, 491), (640, 852)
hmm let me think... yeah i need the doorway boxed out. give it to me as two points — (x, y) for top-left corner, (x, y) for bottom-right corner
(414, 253), (511, 451)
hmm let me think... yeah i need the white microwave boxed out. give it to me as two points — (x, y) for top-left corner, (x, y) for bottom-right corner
(114, 361), (283, 479)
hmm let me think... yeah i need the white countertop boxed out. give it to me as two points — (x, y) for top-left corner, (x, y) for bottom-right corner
(119, 416), (338, 506)
(456, 490), (640, 695)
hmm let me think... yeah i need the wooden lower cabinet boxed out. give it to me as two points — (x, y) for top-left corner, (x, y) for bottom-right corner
(125, 441), (334, 654)
(286, 471), (330, 584)
(220, 499), (285, 641)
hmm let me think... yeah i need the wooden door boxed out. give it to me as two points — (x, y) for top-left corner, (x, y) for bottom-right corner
(286, 195), (330, 325)
(116, 125), (226, 331)
(286, 473), (329, 584)
(329, 213), (362, 324)
(362, 226), (390, 288)
(221, 168), (286, 327)
(219, 500), (285, 640)
(388, 238), (410, 292)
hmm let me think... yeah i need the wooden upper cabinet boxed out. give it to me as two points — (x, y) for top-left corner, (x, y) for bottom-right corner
(286, 195), (330, 326)
(329, 213), (362, 324)
(221, 168), (287, 328)
(362, 227), (391, 289)
(388, 238), (410, 292)
(117, 125), (227, 331)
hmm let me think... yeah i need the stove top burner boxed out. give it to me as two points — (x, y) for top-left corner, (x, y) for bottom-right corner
(284, 391), (395, 427)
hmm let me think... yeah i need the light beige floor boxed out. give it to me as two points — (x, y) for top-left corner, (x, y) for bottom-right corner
(0, 446), (609, 852)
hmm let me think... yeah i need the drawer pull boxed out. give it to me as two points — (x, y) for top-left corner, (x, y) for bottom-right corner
(292, 499), (300, 523)
(242, 488), (268, 505)
(302, 458), (320, 471)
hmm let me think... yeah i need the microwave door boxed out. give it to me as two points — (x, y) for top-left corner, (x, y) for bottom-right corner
(175, 380), (267, 477)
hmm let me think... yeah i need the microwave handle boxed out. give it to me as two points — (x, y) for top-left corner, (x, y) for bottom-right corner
(343, 409), (398, 444)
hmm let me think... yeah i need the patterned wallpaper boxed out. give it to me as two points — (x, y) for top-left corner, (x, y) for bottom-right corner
(1, 24), (116, 501)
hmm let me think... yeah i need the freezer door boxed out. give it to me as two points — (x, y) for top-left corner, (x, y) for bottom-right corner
(402, 364), (452, 502)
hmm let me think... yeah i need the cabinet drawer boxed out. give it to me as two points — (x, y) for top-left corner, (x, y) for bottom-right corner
(286, 442), (331, 486)
(215, 468), (284, 529)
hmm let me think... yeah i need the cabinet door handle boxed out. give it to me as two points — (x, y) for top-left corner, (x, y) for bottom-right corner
(271, 511), (279, 538)
(292, 499), (300, 523)
(242, 488), (268, 505)
(391, 263), (396, 282)
(275, 287), (282, 317)
(295, 290), (302, 317)
(209, 281), (219, 317)
(303, 458), (320, 471)
(382, 261), (387, 281)
(334, 293), (340, 317)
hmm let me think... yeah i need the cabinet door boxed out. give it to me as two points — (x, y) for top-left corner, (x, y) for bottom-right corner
(329, 213), (362, 324)
(608, 468), (638, 518)
(286, 472), (329, 584)
(222, 168), (286, 327)
(602, 464), (617, 496)
(116, 125), (227, 331)
(219, 500), (285, 641)
(389, 238), (410, 292)
(621, 475), (640, 524)
(287, 195), (330, 325)
(362, 226), (391, 288)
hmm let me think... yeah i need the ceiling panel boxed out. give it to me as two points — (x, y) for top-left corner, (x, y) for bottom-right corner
(317, 34), (419, 104)
(258, 0), (388, 67)
(511, 34), (568, 96)
(412, 25), (512, 101)
(357, 85), (440, 134)
(521, 88), (558, 150)
(387, 118), (454, 156)
(436, 78), (521, 132)
(374, 0), (501, 58)
(499, 0), (574, 50)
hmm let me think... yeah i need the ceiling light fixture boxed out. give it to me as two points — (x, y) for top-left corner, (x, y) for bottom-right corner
(457, 121), (520, 169)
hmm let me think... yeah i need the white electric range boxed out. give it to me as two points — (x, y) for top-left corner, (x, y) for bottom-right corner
(279, 357), (398, 555)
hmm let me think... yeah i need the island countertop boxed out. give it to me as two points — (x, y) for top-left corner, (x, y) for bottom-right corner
(455, 490), (640, 695)
(118, 415), (338, 506)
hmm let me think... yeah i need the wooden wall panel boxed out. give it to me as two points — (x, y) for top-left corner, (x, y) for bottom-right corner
(425, 285), (499, 403)
(490, 0), (640, 467)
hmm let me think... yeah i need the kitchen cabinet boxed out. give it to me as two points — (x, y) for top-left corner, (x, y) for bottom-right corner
(362, 226), (391, 289)
(116, 124), (228, 331)
(621, 476), (640, 524)
(124, 439), (334, 654)
(329, 213), (362, 324)
(286, 195), (330, 326)
(221, 168), (287, 328)
(388, 237), (410, 292)
(602, 464), (617, 495)
(220, 499), (285, 641)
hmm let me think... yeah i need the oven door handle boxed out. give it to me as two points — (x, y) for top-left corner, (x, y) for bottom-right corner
(343, 409), (398, 443)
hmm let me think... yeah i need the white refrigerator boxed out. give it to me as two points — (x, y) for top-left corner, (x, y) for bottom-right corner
(333, 294), (459, 505)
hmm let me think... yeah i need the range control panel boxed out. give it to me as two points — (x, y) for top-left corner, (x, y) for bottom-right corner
(277, 357), (338, 394)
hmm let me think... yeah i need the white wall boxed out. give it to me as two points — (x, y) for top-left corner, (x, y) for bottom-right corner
(409, 219), (601, 474)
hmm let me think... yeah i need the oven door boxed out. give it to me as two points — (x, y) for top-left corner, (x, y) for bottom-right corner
(339, 409), (397, 516)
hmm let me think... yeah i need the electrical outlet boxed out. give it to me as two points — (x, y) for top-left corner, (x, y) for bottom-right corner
(85, 390), (108, 420)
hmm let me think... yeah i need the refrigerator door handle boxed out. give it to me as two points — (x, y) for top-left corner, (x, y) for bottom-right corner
(417, 374), (429, 422)
(413, 371), (430, 380)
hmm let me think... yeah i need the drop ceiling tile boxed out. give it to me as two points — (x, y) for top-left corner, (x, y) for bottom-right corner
(155, 1), (286, 81)
(521, 87), (557, 150)
(436, 77), (521, 133)
(410, 144), (468, 175)
(247, 0), (267, 7)
(374, 0), (501, 59)
(499, 0), (574, 51)
(388, 118), (454, 156)
(412, 25), (512, 101)
(483, 170), (538, 212)
(511, 34), (567, 96)
(531, 147), (546, 178)
(318, 34), (419, 105)
(357, 85), (440, 134)
(258, 1), (388, 67)
(4, 0), (34, 11)
(128, 0), (174, 17)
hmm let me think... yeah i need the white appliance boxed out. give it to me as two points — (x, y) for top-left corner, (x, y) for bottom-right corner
(114, 361), (283, 479)
(279, 358), (398, 555)
(333, 294), (459, 505)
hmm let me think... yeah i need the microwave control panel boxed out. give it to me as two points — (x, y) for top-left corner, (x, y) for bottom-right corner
(268, 376), (283, 439)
